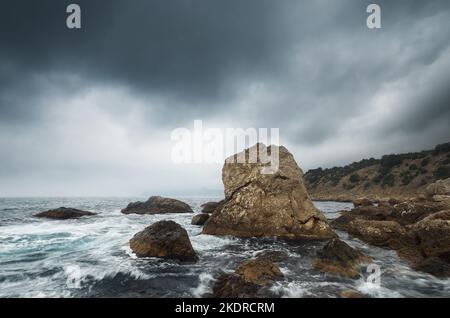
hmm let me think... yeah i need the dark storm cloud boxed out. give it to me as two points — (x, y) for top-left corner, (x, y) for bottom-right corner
(1, 0), (450, 195)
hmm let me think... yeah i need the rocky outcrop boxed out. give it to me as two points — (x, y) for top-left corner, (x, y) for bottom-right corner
(203, 144), (336, 240)
(201, 201), (223, 214)
(34, 207), (97, 220)
(212, 257), (283, 298)
(129, 220), (198, 262)
(191, 213), (210, 226)
(333, 198), (450, 276)
(313, 239), (372, 278)
(410, 210), (450, 261)
(424, 178), (450, 198)
(121, 196), (193, 215)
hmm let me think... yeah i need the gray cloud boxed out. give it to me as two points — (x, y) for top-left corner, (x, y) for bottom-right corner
(1, 0), (450, 195)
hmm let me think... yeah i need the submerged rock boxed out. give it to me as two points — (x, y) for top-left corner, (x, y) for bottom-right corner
(121, 196), (193, 215)
(203, 144), (336, 240)
(313, 239), (372, 279)
(129, 220), (198, 262)
(191, 213), (210, 226)
(34, 207), (96, 220)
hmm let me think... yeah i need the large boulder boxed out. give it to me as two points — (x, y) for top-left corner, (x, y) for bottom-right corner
(122, 196), (193, 215)
(313, 239), (372, 279)
(203, 144), (336, 240)
(34, 207), (96, 220)
(129, 220), (198, 262)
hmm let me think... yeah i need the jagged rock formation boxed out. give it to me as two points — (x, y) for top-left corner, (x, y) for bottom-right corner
(202, 144), (336, 240)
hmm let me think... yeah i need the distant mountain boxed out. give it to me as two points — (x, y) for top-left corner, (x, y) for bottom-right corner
(304, 142), (450, 202)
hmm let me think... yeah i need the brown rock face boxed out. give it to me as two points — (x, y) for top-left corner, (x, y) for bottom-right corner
(34, 207), (96, 220)
(203, 144), (336, 240)
(191, 213), (210, 226)
(121, 196), (193, 215)
(129, 220), (198, 262)
(313, 239), (372, 279)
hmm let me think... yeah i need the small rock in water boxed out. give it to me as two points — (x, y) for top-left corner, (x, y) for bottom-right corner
(121, 196), (193, 215)
(211, 257), (284, 298)
(191, 213), (210, 226)
(34, 207), (97, 220)
(313, 239), (372, 279)
(129, 220), (198, 263)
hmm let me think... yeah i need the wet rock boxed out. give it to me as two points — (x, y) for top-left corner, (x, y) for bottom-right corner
(235, 258), (284, 285)
(211, 258), (283, 298)
(203, 144), (336, 240)
(121, 196), (193, 215)
(201, 201), (223, 214)
(313, 239), (372, 279)
(34, 207), (97, 220)
(347, 220), (408, 247)
(412, 257), (450, 278)
(191, 213), (210, 226)
(353, 198), (373, 208)
(254, 250), (289, 263)
(129, 220), (198, 262)
(212, 273), (261, 298)
(331, 205), (393, 231)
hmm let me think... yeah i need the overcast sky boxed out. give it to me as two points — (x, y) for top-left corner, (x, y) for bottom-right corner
(1, 0), (449, 197)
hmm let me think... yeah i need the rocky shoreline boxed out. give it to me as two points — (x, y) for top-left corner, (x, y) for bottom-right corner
(31, 143), (450, 297)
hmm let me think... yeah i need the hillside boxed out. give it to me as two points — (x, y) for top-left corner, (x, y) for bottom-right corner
(304, 142), (450, 202)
